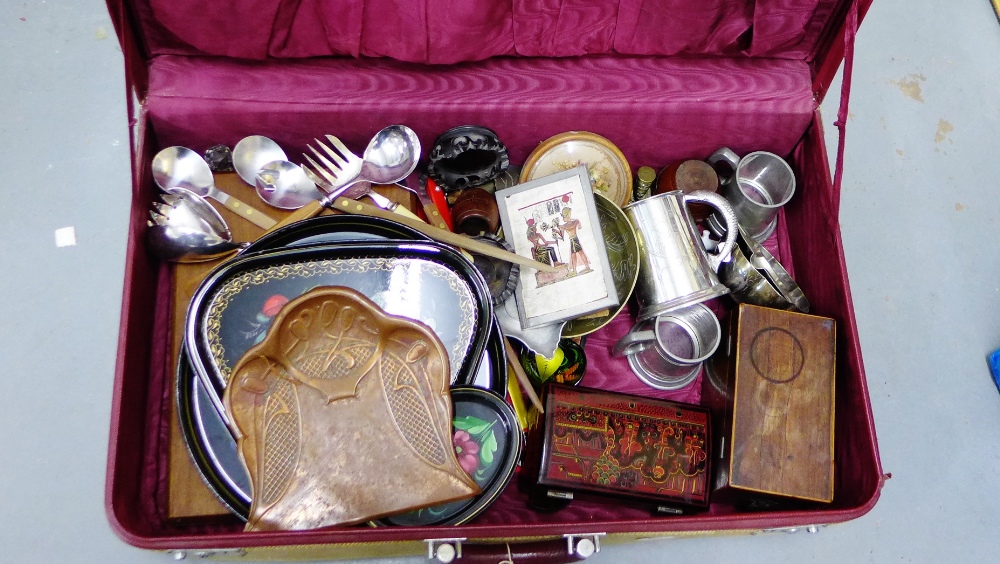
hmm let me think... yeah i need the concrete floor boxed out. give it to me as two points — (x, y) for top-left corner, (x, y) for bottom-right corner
(3, 0), (999, 561)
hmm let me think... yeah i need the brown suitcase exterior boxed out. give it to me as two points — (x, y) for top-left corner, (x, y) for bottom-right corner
(104, 0), (885, 559)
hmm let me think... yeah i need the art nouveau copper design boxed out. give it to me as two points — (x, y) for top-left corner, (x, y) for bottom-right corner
(224, 286), (480, 531)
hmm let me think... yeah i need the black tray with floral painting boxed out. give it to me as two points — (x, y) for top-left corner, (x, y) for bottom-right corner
(245, 214), (508, 395)
(184, 240), (494, 419)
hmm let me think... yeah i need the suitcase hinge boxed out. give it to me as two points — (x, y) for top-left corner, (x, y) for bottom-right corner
(168, 548), (247, 559)
(759, 524), (825, 535)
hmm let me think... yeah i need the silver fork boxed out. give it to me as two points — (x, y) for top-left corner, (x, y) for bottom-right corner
(302, 134), (364, 204)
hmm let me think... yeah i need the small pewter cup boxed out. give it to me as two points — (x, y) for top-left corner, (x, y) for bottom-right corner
(612, 304), (722, 391)
(623, 190), (739, 321)
(706, 148), (796, 242)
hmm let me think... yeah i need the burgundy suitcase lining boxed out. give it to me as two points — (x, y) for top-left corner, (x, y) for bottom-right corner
(106, 0), (884, 552)
(144, 54), (817, 170)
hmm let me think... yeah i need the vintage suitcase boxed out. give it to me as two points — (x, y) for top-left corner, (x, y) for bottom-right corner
(104, 0), (885, 560)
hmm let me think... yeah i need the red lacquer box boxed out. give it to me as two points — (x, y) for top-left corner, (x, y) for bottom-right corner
(523, 384), (712, 514)
(104, 0), (885, 559)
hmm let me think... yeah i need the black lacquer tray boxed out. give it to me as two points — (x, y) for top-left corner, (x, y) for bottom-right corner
(242, 214), (510, 395)
(185, 240), (494, 420)
(177, 342), (253, 517)
(242, 214), (431, 252)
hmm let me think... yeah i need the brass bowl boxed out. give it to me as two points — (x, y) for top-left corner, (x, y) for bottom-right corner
(561, 193), (640, 337)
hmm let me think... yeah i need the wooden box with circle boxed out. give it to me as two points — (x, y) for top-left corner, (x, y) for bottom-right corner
(704, 304), (836, 505)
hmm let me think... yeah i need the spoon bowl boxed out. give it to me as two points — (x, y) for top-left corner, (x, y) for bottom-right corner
(147, 187), (244, 263)
(152, 146), (216, 194)
(359, 125), (422, 185)
(233, 136), (288, 186)
(256, 160), (326, 210)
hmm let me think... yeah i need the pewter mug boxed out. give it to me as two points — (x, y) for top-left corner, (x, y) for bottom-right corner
(623, 190), (738, 321)
(706, 147), (795, 242)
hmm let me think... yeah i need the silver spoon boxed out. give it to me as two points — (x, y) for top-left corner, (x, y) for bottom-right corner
(152, 146), (277, 230)
(147, 187), (246, 263)
(255, 160), (326, 210)
(232, 135), (287, 186)
(357, 124), (422, 185)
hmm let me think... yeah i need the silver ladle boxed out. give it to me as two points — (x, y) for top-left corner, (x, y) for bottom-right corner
(152, 146), (278, 230)
(147, 187), (246, 263)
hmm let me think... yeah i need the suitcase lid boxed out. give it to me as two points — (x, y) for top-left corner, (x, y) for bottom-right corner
(108, 0), (872, 104)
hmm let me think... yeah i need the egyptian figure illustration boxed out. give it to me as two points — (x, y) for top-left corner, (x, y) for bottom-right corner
(526, 217), (561, 267)
(554, 207), (592, 276)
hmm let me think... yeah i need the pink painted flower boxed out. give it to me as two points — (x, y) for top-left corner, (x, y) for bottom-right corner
(453, 430), (480, 475)
(261, 295), (289, 317)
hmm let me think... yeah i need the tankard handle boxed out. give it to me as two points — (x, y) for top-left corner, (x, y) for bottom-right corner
(683, 190), (738, 271)
(706, 147), (741, 184)
(611, 324), (657, 357)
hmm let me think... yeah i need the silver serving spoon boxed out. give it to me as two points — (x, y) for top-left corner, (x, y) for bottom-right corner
(255, 160), (326, 210)
(152, 146), (277, 230)
(147, 187), (246, 263)
(357, 124), (422, 185)
(232, 135), (287, 186)
(305, 126), (424, 219)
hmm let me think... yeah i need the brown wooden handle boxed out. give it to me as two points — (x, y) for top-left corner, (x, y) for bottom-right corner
(420, 203), (450, 231)
(221, 195), (278, 229)
(262, 199), (326, 235)
(331, 197), (558, 272)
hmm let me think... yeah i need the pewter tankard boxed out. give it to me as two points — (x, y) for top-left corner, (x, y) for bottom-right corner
(706, 148), (795, 242)
(623, 190), (738, 320)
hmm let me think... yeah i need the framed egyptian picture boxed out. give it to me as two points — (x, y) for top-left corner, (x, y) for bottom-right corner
(495, 166), (618, 329)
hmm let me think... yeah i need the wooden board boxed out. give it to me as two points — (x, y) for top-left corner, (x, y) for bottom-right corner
(166, 171), (419, 520)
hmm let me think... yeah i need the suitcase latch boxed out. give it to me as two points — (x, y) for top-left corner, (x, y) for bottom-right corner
(565, 532), (605, 558)
(426, 537), (466, 563)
